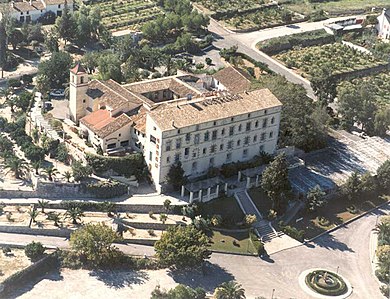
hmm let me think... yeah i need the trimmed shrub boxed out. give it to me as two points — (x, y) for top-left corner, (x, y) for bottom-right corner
(25, 241), (45, 261)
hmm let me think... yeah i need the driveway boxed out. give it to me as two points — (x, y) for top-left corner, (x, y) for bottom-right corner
(3, 202), (388, 298)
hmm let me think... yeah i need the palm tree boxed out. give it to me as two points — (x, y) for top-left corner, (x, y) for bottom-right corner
(4, 157), (29, 179)
(213, 281), (246, 299)
(63, 171), (72, 182)
(28, 209), (40, 228)
(43, 166), (59, 182)
(64, 207), (84, 225)
(31, 160), (42, 175)
(37, 199), (49, 213)
(47, 211), (61, 227)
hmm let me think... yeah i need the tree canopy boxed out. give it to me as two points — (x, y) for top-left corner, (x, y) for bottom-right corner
(154, 225), (210, 269)
(38, 51), (72, 88)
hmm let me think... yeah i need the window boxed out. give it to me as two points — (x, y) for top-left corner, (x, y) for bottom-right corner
(177, 129), (181, 134)
(238, 124), (242, 132)
(221, 128), (225, 135)
(165, 141), (172, 151)
(227, 140), (233, 149)
(210, 144), (216, 153)
(150, 135), (157, 144)
(210, 157), (215, 166)
(153, 126), (156, 130)
(271, 117), (275, 124)
(58, 4), (61, 8)
(192, 162), (197, 171)
(176, 138), (181, 149)
(220, 144), (224, 151)
(255, 120), (259, 128)
(192, 151), (197, 158)
(264, 109), (268, 114)
(166, 156), (170, 163)
(237, 140), (241, 146)
(120, 140), (129, 147)
(185, 133), (191, 142)
(82, 99), (86, 103)
(261, 133), (266, 141)
(231, 117), (234, 121)
(226, 153), (232, 162)
(203, 148), (206, 154)
(107, 143), (116, 149)
(204, 131), (209, 142)
(149, 151), (153, 161)
(253, 135), (257, 142)
(194, 134), (200, 144)
(246, 122), (251, 131)
(244, 136), (250, 145)
(269, 131), (274, 138)
(262, 119), (268, 128)
(243, 149), (248, 158)
(119, 133), (121, 137)
(212, 130), (217, 140)
(248, 113), (251, 118)
(259, 145), (264, 152)
(196, 124), (200, 131)
(80, 77), (84, 84)
(213, 121), (217, 126)
(229, 126), (234, 136)
(184, 147), (189, 156)
(174, 153), (180, 162)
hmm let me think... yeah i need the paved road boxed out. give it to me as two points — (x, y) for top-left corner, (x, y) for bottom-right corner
(1, 202), (388, 298)
(208, 15), (365, 99)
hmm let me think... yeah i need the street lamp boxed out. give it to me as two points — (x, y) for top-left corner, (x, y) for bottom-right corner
(336, 266), (339, 274)
(271, 288), (275, 299)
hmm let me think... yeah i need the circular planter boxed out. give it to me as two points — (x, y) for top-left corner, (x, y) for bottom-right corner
(299, 269), (353, 299)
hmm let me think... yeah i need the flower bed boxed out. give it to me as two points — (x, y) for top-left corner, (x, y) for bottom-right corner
(305, 270), (348, 296)
(275, 43), (388, 78)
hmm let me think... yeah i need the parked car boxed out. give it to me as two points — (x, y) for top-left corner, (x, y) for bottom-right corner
(49, 89), (65, 97)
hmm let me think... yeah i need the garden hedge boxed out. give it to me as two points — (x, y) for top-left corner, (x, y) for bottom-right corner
(86, 180), (128, 199)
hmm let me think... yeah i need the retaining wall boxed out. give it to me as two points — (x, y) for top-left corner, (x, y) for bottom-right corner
(0, 253), (59, 297)
(0, 225), (73, 238)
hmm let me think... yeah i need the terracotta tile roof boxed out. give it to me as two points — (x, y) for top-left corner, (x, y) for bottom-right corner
(125, 77), (201, 99)
(70, 63), (86, 75)
(44, 0), (73, 5)
(149, 88), (282, 131)
(11, 1), (38, 12)
(213, 66), (252, 94)
(80, 110), (132, 138)
(130, 108), (147, 134)
(86, 79), (145, 112)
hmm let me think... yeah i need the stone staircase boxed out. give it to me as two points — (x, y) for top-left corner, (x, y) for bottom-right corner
(234, 189), (280, 243)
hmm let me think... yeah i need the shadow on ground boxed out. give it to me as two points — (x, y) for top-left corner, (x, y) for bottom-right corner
(88, 269), (149, 289)
(168, 262), (234, 292)
(5, 267), (63, 299)
(311, 234), (354, 252)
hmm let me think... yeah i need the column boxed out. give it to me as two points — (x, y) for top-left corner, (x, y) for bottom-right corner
(181, 185), (185, 198)
(246, 177), (250, 189)
(189, 192), (194, 203)
(255, 175), (259, 187)
(224, 183), (228, 193)
(199, 189), (202, 202)
(207, 187), (211, 200)
(237, 171), (242, 182)
(216, 184), (220, 197)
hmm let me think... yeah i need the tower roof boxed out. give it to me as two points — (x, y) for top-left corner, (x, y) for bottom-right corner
(70, 63), (86, 75)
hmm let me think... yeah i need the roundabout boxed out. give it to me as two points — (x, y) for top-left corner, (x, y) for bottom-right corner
(299, 269), (353, 299)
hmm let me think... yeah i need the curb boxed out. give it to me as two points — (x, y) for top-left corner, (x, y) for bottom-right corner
(305, 201), (390, 243)
(0, 241), (58, 250)
(210, 249), (257, 257)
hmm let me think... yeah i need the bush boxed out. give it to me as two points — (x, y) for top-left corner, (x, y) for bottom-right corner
(8, 78), (22, 88)
(249, 229), (264, 256)
(86, 180), (127, 199)
(279, 222), (305, 242)
(25, 241), (45, 261)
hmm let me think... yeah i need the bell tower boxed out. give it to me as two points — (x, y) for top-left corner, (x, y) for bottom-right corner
(69, 63), (89, 124)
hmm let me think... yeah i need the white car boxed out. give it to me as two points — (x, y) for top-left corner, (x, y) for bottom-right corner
(50, 89), (65, 97)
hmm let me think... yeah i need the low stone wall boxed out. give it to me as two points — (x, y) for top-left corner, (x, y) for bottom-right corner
(0, 253), (59, 297)
(230, 17), (309, 33)
(122, 239), (156, 246)
(333, 63), (390, 81)
(0, 225), (73, 238)
(129, 221), (175, 230)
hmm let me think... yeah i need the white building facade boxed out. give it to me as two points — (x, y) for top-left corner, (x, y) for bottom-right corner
(377, 8), (390, 40)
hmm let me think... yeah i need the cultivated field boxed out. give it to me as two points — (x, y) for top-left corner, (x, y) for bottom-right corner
(87, 0), (163, 32)
(274, 43), (388, 78)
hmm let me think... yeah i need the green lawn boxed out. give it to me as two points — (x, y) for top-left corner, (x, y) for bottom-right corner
(291, 195), (389, 240)
(248, 187), (273, 217)
(202, 196), (245, 227)
(207, 230), (257, 254)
